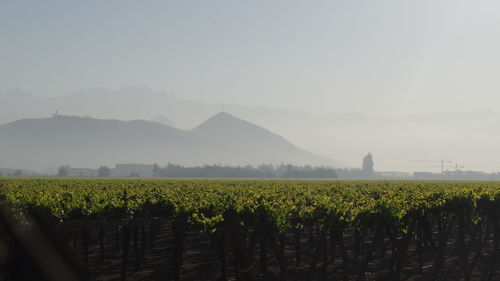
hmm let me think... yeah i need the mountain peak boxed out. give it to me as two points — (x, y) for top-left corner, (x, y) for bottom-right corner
(210, 111), (241, 121)
(193, 112), (264, 134)
(191, 112), (298, 152)
(189, 112), (331, 164)
(215, 111), (233, 116)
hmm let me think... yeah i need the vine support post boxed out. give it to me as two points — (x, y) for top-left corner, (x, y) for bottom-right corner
(277, 232), (287, 281)
(487, 217), (499, 281)
(115, 225), (121, 252)
(308, 224), (314, 251)
(216, 228), (227, 281)
(354, 230), (361, 259)
(120, 224), (131, 281)
(356, 226), (382, 281)
(224, 210), (256, 281)
(393, 220), (415, 281)
(82, 226), (90, 267)
(320, 230), (328, 281)
(295, 226), (301, 267)
(330, 228), (336, 262)
(99, 225), (104, 263)
(416, 220), (423, 271)
(259, 233), (268, 275)
(336, 230), (349, 281)
(172, 219), (185, 281)
(140, 223), (146, 258)
(307, 228), (326, 281)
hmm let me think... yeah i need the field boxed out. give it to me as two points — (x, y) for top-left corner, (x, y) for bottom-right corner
(1, 178), (500, 281)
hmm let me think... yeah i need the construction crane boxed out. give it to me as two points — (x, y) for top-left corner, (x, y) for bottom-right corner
(410, 159), (453, 173)
(454, 163), (465, 172)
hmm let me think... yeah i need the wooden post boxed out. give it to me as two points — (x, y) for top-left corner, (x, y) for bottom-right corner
(295, 227), (302, 267)
(120, 224), (131, 281)
(225, 210), (256, 281)
(216, 229), (227, 281)
(99, 225), (104, 263)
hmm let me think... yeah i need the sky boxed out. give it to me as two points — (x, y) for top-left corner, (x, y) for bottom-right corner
(2, 0), (500, 116)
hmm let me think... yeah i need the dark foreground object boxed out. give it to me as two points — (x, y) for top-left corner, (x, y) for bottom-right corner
(1, 213), (499, 281)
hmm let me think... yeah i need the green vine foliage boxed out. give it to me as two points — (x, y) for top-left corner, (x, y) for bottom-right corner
(2, 178), (500, 235)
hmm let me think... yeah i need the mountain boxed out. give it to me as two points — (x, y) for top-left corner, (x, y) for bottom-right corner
(0, 115), (225, 170)
(191, 112), (296, 151)
(0, 87), (314, 132)
(6, 86), (500, 172)
(190, 112), (329, 164)
(0, 114), (333, 171)
(150, 115), (176, 127)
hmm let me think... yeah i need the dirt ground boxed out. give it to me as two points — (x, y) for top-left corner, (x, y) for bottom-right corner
(57, 220), (500, 281)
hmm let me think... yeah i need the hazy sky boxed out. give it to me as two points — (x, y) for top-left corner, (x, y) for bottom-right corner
(2, 0), (500, 115)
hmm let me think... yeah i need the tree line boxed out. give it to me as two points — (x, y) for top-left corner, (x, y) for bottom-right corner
(152, 163), (339, 178)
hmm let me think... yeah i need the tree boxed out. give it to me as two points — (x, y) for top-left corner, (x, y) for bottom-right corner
(58, 166), (69, 177)
(12, 169), (23, 177)
(98, 166), (111, 177)
(362, 152), (374, 177)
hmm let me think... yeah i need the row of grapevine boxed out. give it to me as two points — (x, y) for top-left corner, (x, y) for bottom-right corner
(1, 178), (500, 280)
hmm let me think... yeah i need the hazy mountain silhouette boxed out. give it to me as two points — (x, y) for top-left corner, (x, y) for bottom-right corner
(0, 114), (333, 171)
(190, 112), (328, 164)
(6, 86), (500, 171)
(150, 115), (176, 127)
(191, 112), (296, 150)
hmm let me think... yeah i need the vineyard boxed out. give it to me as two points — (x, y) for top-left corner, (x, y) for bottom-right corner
(1, 178), (500, 281)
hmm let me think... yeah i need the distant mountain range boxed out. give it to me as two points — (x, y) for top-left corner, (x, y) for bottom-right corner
(3, 87), (500, 172)
(0, 112), (332, 171)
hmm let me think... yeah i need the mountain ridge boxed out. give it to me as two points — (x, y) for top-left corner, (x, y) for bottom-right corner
(0, 113), (334, 171)
(191, 112), (296, 148)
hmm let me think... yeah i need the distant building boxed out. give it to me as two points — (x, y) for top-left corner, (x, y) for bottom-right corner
(374, 171), (411, 179)
(413, 172), (439, 179)
(112, 164), (154, 178)
(413, 170), (497, 179)
(60, 166), (98, 177)
(442, 170), (489, 179)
